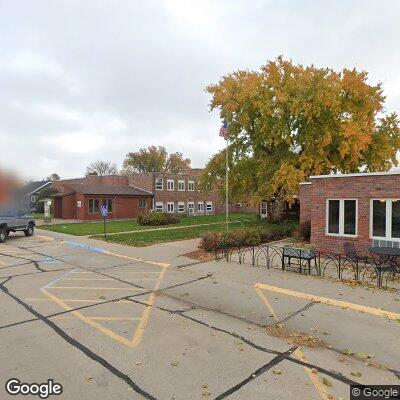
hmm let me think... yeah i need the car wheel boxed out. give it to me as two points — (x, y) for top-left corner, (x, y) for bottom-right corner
(0, 227), (6, 243)
(24, 223), (34, 237)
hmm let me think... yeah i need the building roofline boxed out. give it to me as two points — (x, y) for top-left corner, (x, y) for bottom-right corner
(309, 171), (400, 179)
(129, 185), (153, 195)
(299, 182), (312, 185)
(26, 181), (52, 196)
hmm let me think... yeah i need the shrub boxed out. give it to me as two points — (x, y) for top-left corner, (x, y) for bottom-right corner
(297, 221), (311, 242)
(199, 232), (221, 252)
(137, 212), (180, 226)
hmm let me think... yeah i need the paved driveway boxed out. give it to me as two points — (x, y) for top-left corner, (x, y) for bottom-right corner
(0, 231), (399, 399)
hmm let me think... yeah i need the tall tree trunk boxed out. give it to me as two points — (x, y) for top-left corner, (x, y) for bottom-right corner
(270, 199), (285, 222)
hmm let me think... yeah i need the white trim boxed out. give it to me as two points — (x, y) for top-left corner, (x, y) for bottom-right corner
(155, 201), (163, 211)
(311, 171), (400, 179)
(177, 180), (185, 191)
(325, 198), (358, 237)
(177, 201), (185, 213)
(299, 182), (312, 185)
(197, 201), (204, 212)
(167, 202), (174, 213)
(206, 201), (213, 212)
(27, 181), (52, 196)
(167, 179), (174, 191)
(129, 185), (153, 195)
(370, 198), (400, 242)
(188, 180), (195, 191)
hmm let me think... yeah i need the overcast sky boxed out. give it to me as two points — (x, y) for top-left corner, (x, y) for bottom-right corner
(1, 0), (399, 180)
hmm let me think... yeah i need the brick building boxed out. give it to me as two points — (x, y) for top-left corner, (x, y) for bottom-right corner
(52, 176), (152, 220)
(52, 171), (257, 220)
(299, 171), (400, 254)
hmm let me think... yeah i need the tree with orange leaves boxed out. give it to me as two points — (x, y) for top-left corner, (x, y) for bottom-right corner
(201, 57), (400, 220)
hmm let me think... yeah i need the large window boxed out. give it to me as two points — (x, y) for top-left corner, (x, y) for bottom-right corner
(206, 201), (213, 212)
(178, 202), (185, 213)
(138, 198), (146, 208)
(371, 199), (400, 240)
(167, 179), (174, 191)
(88, 199), (100, 213)
(167, 202), (174, 213)
(326, 199), (357, 236)
(178, 180), (185, 191)
(197, 202), (204, 212)
(188, 181), (195, 191)
(156, 178), (163, 190)
(155, 202), (163, 212)
(187, 202), (194, 214)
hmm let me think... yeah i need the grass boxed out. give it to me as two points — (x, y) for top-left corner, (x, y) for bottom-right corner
(92, 220), (292, 247)
(39, 213), (258, 236)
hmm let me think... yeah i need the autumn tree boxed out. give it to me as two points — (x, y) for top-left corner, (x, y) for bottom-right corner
(201, 57), (400, 220)
(46, 173), (60, 181)
(85, 161), (118, 176)
(122, 146), (191, 174)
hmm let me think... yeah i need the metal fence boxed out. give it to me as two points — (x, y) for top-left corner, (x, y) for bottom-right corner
(214, 244), (399, 289)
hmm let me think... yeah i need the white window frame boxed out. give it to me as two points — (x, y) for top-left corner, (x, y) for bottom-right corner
(177, 180), (185, 191)
(167, 202), (174, 213)
(370, 198), (400, 241)
(197, 202), (204, 212)
(178, 202), (185, 213)
(156, 178), (163, 191)
(187, 201), (194, 214)
(206, 201), (213, 212)
(325, 199), (358, 237)
(30, 195), (36, 203)
(167, 179), (174, 191)
(155, 202), (164, 212)
(188, 180), (195, 191)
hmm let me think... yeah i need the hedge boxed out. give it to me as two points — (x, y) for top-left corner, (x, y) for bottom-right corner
(137, 212), (180, 226)
(199, 224), (294, 252)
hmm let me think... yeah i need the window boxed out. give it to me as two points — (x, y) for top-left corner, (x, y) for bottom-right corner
(188, 181), (195, 191)
(178, 202), (185, 213)
(77, 201), (82, 208)
(167, 179), (174, 191)
(167, 202), (174, 213)
(139, 198), (147, 208)
(326, 199), (357, 236)
(88, 199), (100, 213)
(30, 195), (36, 203)
(155, 202), (163, 212)
(178, 180), (185, 191)
(156, 178), (163, 190)
(371, 199), (400, 240)
(187, 202), (194, 214)
(206, 201), (213, 212)
(101, 199), (112, 212)
(197, 202), (204, 212)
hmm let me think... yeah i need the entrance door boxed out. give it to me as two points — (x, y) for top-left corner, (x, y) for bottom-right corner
(260, 202), (268, 218)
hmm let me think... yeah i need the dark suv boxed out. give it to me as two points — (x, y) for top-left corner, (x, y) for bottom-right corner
(0, 209), (35, 243)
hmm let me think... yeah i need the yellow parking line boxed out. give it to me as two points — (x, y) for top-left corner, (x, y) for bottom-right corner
(103, 250), (169, 268)
(49, 286), (144, 290)
(255, 287), (330, 400)
(254, 283), (400, 321)
(61, 278), (114, 281)
(52, 316), (140, 321)
(26, 298), (132, 303)
(42, 288), (140, 348)
(131, 265), (168, 347)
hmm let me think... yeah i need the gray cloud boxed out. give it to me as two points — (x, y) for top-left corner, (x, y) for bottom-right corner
(1, 0), (399, 179)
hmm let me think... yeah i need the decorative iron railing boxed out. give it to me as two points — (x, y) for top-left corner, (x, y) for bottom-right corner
(214, 244), (399, 288)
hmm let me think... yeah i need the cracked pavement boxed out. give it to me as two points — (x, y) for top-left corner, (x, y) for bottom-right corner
(0, 231), (399, 399)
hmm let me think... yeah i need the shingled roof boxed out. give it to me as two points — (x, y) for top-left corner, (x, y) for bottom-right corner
(64, 184), (153, 196)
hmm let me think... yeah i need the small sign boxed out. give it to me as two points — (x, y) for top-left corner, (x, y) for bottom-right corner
(100, 204), (108, 217)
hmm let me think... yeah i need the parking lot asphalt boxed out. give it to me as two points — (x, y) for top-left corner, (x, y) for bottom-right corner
(0, 230), (399, 400)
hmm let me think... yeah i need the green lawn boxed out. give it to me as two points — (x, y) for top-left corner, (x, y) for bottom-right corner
(40, 213), (258, 236)
(92, 219), (278, 247)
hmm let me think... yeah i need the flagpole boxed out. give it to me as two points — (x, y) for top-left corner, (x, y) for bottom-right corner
(225, 136), (229, 231)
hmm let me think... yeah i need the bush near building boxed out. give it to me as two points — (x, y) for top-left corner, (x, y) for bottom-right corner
(199, 223), (294, 252)
(137, 212), (180, 226)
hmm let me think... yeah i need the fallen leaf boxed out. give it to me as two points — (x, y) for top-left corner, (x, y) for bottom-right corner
(321, 377), (332, 387)
(171, 362), (179, 367)
(351, 372), (362, 377)
(272, 369), (282, 375)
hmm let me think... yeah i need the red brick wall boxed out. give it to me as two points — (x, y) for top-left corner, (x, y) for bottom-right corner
(303, 174), (400, 254)
(61, 193), (76, 219)
(82, 195), (152, 220)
